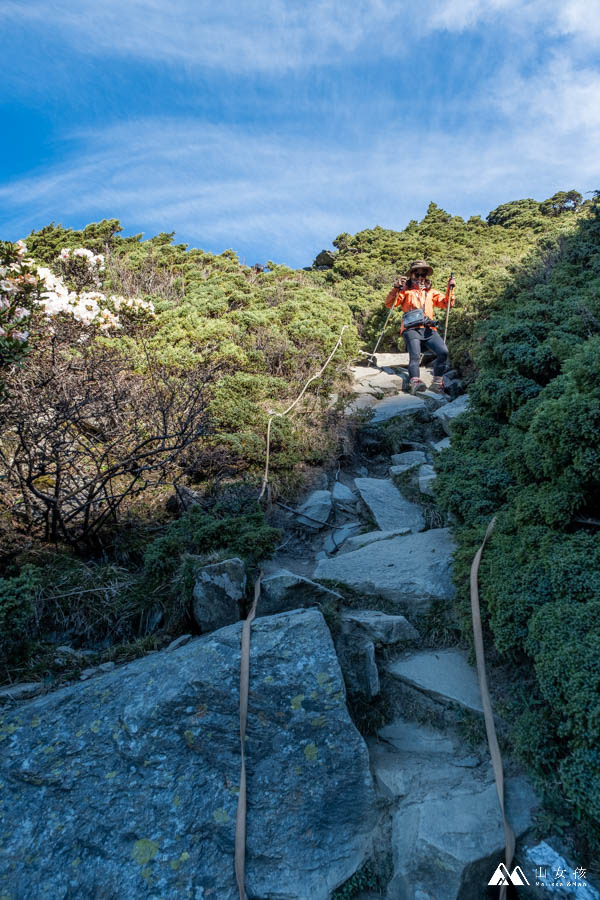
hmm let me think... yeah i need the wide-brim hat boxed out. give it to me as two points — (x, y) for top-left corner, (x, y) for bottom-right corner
(406, 259), (433, 278)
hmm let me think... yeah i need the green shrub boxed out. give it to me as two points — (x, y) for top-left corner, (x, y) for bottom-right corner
(142, 501), (279, 591)
(435, 195), (600, 839)
(0, 565), (42, 665)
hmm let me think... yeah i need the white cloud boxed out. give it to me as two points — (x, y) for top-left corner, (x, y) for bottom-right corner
(554, 0), (600, 41)
(1, 107), (596, 267)
(5, 0), (598, 72)
(1, 0), (410, 71)
(492, 54), (600, 139)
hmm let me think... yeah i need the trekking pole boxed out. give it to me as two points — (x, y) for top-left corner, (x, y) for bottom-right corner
(443, 272), (455, 345)
(367, 304), (395, 364)
(359, 295), (400, 367)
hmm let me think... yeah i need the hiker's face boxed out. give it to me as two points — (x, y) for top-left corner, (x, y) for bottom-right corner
(413, 269), (428, 286)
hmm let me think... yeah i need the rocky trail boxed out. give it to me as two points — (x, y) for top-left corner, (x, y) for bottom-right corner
(0, 353), (596, 900)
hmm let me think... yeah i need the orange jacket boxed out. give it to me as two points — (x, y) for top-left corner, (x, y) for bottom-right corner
(385, 284), (454, 333)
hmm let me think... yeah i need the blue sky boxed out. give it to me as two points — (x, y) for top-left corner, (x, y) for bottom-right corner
(1, 0), (599, 268)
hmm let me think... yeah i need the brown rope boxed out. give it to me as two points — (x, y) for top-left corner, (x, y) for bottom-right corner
(234, 573), (262, 900)
(470, 515), (515, 900)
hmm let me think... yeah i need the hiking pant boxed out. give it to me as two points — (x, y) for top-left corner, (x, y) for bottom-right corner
(402, 326), (449, 378)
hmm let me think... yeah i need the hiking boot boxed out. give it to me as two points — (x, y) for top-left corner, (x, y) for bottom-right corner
(429, 377), (445, 395)
(409, 377), (427, 394)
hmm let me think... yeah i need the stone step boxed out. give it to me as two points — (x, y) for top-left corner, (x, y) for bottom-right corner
(373, 352), (410, 368)
(340, 610), (419, 645)
(367, 717), (538, 899)
(432, 393), (469, 435)
(354, 477), (425, 533)
(370, 394), (426, 424)
(388, 774), (537, 899)
(390, 450), (427, 467)
(313, 528), (455, 614)
(259, 569), (343, 617)
(336, 528), (411, 555)
(344, 394), (377, 416)
(385, 649), (483, 714)
(358, 371), (405, 394)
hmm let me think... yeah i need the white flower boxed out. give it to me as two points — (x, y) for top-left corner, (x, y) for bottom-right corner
(73, 248), (95, 261)
(13, 307), (30, 321)
(0, 326), (6, 337)
(15, 240), (27, 257)
(59, 248), (71, 260)
(11, 330), (29, 343)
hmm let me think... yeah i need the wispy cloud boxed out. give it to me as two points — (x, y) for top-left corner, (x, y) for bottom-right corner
(4, 0), (597, 72)
(1, 1), (598, 265)
(1, 101), (596, 267)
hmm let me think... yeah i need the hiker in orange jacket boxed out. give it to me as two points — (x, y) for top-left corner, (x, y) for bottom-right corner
(385, 260), (455, 394)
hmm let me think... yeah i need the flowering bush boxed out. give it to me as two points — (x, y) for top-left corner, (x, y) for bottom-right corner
(38, 247), (155, 332)
(1, 238), (157, 387)
(0, 240), (42, 373)
(56, 246), (105, 290)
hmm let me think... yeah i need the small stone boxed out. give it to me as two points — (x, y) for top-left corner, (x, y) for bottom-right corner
(386, 649), (483, 714)
(166, 634), (192, 652)
(331, 481), (356, 508)
(314, 528), (455, 613)
(258, 570), (342, 617)
(344, 394), (377, 416)
(350, 365), (379, 382)
(363, 641), (380, 698)
(296, 490), (332, 530)
(368, 743), (409, 799)
(418, 464), (436, 496)
(98, 662), (116, 672)
(341, 610), (419, 645)
(80, 667), (98, 680)
(0, 682), (43, 701)
(56, 645), (83, 658)
(454, 756), (480, 768)
(323, 522), (362, 554)
(373, 352), (410, 368)
(391, 451), (427, 467)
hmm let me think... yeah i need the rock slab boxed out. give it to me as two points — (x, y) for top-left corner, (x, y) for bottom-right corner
(389, 776), (537, 899)
(386, 649), (483, 714)
(370, 394), (425, 424)
(368, 719), (539, 900)
(0, 608), (376, 900)
(259, 569), (343, 616)
(314, 529), (455, 613)
(355, 477), (425, 533)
